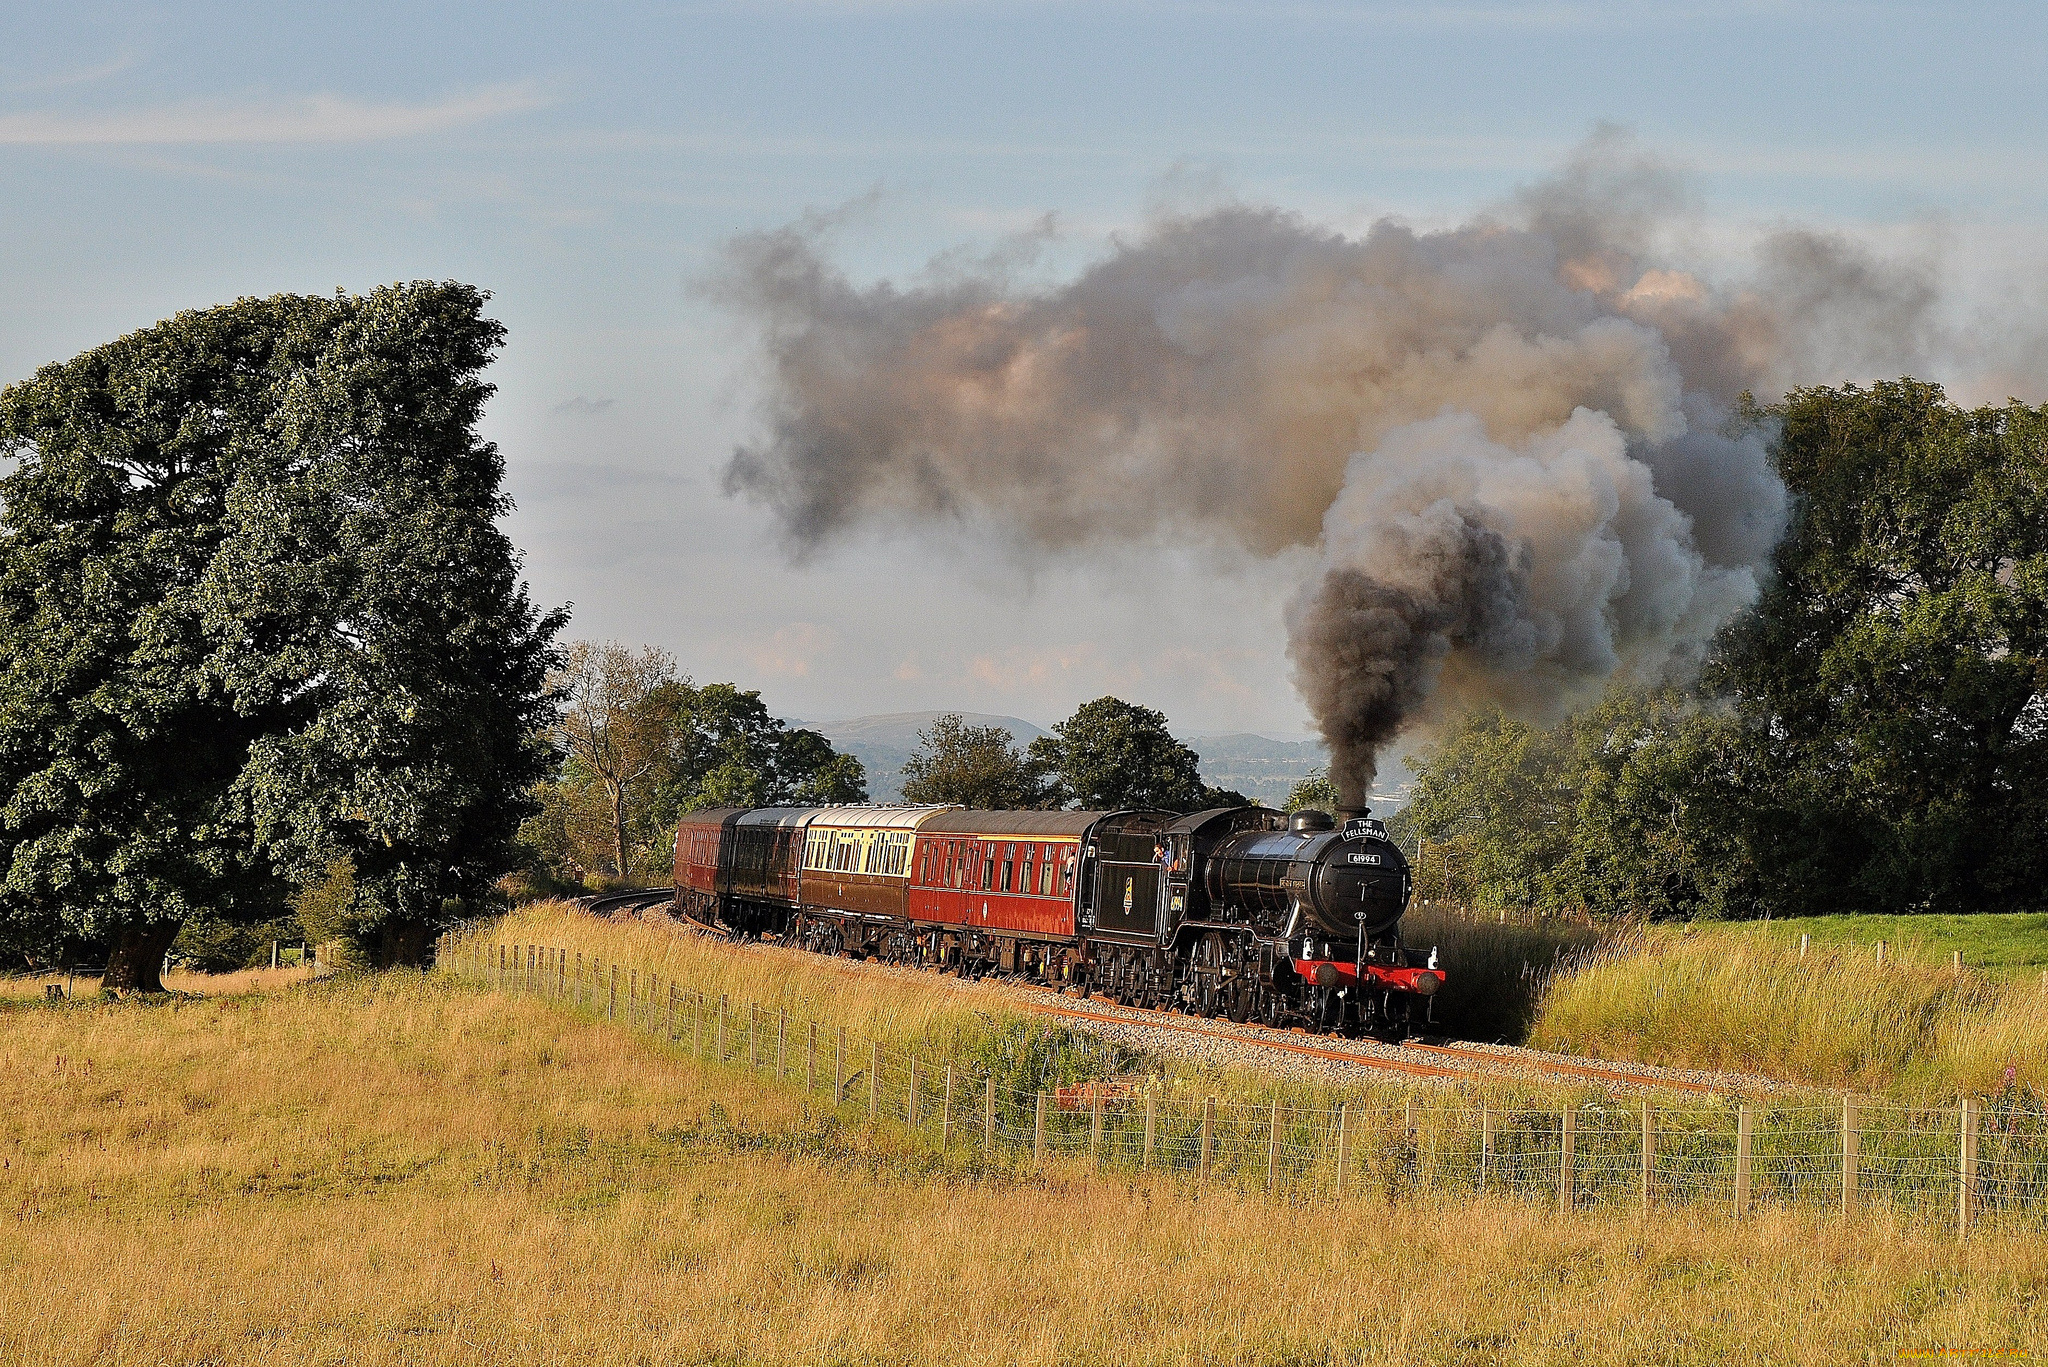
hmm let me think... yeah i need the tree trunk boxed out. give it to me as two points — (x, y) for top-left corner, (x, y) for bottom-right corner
(611, 783), (629, 881)
(103, 918), (182, 993)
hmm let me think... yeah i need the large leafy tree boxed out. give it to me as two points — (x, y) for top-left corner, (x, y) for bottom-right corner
(0, 284), (563, 984)
(648, 681), (866, 814)
(899, 713), (1054, 808)
(1711, 381), (2048, 914)
(1028, 696), (1240, 811)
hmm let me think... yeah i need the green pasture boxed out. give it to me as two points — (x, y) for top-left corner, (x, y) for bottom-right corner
(1680, 913), (2048, 978)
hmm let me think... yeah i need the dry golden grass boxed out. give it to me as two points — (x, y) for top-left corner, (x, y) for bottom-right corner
(0, 963), (319, 1002)
(480, 899), (1019, 1045)
(1532, 925), (2048, 1098)
(3, 968), (2046, 1365)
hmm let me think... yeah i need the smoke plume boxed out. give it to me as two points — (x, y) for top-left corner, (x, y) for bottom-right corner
(714, 133), (1980, 799)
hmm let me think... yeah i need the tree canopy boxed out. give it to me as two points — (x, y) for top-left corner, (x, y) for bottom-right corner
(899, 714), (1054, 808)
(0, 284), (563, 982)
(1028, 696), (1244, 812)
(525, 646), (866, 884)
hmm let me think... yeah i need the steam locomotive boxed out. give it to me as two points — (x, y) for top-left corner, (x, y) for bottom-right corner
(674, 802), (1440, 1038)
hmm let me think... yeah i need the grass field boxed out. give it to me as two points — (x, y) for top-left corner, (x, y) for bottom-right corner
(1531, 922), (2048, 1098)
(1727, 912), (2048, 978)
(4, 970), (2045, 1366)
(0, 963), (317, 1002)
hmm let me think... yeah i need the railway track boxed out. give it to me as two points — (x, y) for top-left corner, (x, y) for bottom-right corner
(633, 901), (1774, 1098)
(579, 888), (679, 917)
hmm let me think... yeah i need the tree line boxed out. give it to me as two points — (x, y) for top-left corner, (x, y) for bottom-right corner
(526, 683), (1252, 888)
(1392, 381), (2048, 920)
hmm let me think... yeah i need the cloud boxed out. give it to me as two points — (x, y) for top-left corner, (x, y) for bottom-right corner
(2, 52), (140, 94)
(748, 622), (835, 678)
(0, 83), (550, 145)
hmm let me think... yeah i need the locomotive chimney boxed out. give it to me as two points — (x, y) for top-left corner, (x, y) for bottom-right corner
(1335, 804), (1370, 824)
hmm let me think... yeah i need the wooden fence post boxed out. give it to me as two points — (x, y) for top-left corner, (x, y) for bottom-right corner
(1559, 1106), (1575, 1213)
(1959, 1096), (1980, 1238)
(1735, 1104), (1753, 1216)
(1200, 1097), (1215, 1184)
(692, 993), (702, 1055)
(608, 965), (617, 1021)
(908, 1058), (920, 1126)
(1480, 1105), (1494, 1192)
(836, 1028), (846, 1103)
(717, 994), (727, 1060)
(943, 1065), (956, 1148)
(1640, 1099), (1655, 1211)
(1842, 1095), (1858, 1219)
(807, 1022), (818, 1093)
(1035, 1092), (1047, 1166)
(984, 1075), (996, 1151)
(870, 1041), (881, 1121)
(1091, 1088), (1104, 1166)
(1144, 1093), (1157, 1172)
(629, 969), (637, 1025)
(557, 949), (565, 999)
(668, 984), (678, 1041)
(777, 1009), (787, 1079)
(748, 1004), (758, 1070)
(1334, 1105), (1348, 1200)
(1266, 1101), (1281, 1193)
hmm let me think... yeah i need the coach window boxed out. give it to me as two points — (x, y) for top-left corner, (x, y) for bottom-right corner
(1020, 843), (1034, 897)
(980, 844), (993, 891)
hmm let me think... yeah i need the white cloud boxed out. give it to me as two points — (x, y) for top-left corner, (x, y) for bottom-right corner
(2, 52), (141, 94)
(0, 83), (550, 146)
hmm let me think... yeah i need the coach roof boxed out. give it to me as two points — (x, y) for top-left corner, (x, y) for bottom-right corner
(808, 805), (959, 830)
(920, 810), (1111, 837)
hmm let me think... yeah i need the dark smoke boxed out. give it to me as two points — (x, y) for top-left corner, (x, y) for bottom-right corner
(712, 131), (2010, 799)
(1288, 509), (1533, 804)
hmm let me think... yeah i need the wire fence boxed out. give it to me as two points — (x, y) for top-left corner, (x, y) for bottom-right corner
(440, 932), (2048, 1232)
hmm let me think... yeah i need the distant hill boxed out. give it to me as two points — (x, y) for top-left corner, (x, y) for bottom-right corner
(1182, 732), (1327, 808)
(809, 711), (1049, 802)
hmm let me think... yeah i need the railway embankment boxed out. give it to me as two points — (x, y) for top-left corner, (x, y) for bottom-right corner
(458, 901), (2048, 1234)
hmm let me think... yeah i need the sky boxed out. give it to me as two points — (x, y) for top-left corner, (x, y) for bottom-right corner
(3, 1), (2046, 741)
